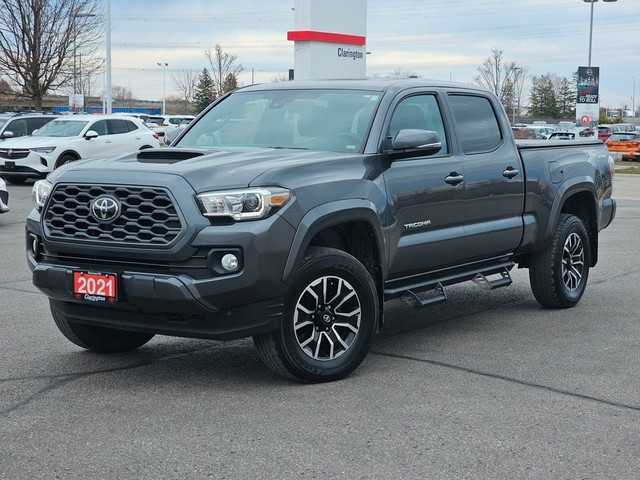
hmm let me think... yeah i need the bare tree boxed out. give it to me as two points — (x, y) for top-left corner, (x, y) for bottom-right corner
(0, 0), (104, 110)
(389, 67), (418, 78)
(112, 85), (134, 109)
(172, 68), (198, 113)
(474, 48), (528, 122)
(205, 44), (243, 97)
(270, 73), (289, 83)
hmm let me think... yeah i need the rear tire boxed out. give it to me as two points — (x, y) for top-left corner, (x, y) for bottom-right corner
(529, 214), (591, 308)
(51, 305), (155, 353)
(253, 247), (379, 382)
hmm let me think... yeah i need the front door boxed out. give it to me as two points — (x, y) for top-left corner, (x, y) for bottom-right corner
(383, 92), (466, 279)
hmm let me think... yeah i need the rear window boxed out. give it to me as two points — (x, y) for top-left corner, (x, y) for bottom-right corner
(609, 133), (638, 141)
(448, 95), (502, 154)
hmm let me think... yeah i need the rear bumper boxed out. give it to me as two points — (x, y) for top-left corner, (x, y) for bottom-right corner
(601, 197), (616, 230)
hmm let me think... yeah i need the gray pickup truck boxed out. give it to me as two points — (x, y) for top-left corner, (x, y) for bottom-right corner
(26, 79), (616, 382)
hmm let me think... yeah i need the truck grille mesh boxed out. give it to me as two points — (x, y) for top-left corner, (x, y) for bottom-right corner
(43, 184), (184, 246)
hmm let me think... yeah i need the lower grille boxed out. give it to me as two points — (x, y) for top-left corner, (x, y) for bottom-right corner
(43, 184), (184, 246)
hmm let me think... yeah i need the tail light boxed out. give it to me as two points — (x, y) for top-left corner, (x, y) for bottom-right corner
(608, 155), (615, 184)
(153, 133), (159, 140)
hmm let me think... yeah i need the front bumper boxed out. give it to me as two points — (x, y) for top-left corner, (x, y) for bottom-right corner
(0, 152), (51, 178)
(27, 206), (296, 341)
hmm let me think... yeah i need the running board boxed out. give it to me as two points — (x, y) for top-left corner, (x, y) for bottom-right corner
(401, 283), (447, 309)
(471, 268), (512, 290)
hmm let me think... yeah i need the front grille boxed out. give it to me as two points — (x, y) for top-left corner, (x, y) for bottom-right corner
(43, 184), (184, 246)
(0, 148), (30, 159)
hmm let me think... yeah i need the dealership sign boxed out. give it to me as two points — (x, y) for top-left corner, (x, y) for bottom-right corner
(577, 66), (599, 104)
(288, 0), (367, 80)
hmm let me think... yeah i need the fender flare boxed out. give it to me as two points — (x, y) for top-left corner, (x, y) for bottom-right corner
(281, 199), (387, 285)
(545, 176), (597, 243)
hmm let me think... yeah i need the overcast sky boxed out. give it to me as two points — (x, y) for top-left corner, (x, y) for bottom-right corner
(104, 0), (639, 109)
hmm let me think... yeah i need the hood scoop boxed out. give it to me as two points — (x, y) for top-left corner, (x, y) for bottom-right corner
(137, 148), (205, 164)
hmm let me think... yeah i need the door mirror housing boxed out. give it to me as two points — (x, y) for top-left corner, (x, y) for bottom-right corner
(391, 129), (442, 156)
(84, 130), (99, 140)
(1, 131), (14, 139)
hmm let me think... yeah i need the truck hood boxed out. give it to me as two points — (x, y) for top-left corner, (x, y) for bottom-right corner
(50, 147), (356, 191)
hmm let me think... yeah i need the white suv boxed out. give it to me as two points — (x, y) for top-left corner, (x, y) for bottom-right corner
(0, 115), (160, 184)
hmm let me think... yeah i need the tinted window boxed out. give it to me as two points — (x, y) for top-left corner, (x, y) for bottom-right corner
(27, 118), (52, 133)
(449, 95), (502, 154)
(126, 120), (139, 132)
(7, 119), (28, 137)
(91, 120), (108, 135)
(388, 94), (448, 154)
(108, 119), (130, 134)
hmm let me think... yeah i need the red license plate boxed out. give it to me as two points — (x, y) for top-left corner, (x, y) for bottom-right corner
(73, 271), (117, 303)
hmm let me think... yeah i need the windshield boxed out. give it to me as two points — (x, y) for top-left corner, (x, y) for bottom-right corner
(176, 89), (381, 153)
(33, 120), (88, 137)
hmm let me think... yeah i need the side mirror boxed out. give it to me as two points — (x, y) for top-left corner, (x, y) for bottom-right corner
(391, 129), (442, 156)
(84, 130), (99, 140)
(1, 131), (14, 139)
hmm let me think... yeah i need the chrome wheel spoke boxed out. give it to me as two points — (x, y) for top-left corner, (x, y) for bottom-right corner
(294, 275), (361, 362)
(562, 233), (584, 292)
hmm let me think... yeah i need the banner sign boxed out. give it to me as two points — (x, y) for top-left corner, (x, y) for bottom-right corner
(577, 66), (599, 104)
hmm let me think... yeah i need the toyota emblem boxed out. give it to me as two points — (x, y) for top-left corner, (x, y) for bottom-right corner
(90, 195), (120, 223)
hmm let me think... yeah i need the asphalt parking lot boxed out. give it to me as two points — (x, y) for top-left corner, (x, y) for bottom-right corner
(1, 175), (639, 479)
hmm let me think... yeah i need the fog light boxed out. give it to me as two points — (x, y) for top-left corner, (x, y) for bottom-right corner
(221, 253), (239, 272)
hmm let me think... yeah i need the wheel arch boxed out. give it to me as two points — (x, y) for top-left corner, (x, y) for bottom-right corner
(281, 200), (387, 322)
(547, 179), (598, 266)
(54, 150), (81, 169)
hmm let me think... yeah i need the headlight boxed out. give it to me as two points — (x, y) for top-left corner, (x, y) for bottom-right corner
(30, 146), (56, 154)
(32, 179), (53, 211)
(196, 187), (291, 221)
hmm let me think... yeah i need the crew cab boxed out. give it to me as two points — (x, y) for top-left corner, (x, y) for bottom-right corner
(0, 115), (159, 184)
(26, 79), (616, 382)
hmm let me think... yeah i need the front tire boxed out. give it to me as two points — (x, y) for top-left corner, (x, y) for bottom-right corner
(51, 305), (155, 353)
(529, 214), (591, 308)
(253, 247), (379, 382)
(55, 154), (76, 169)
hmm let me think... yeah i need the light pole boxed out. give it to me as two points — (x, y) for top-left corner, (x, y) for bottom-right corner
(633, 76), (636, 117)
(157, 62), (168, 115)
(106, 0), (112, 113)
(511, 67), (522, 124)
(583, 0), (617, 67)
(72, 13), (96, 96)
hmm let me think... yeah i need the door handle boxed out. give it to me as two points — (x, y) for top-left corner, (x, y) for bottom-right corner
(105, 140), (112, 144)
(503, 167), (519, 179)
(445, 173), (464, 186)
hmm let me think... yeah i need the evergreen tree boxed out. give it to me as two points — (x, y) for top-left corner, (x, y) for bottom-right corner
(222, 73), (238, 95)
(529, 74), (560, 118)
(557, 77), (576, 119)
(193, 68), (216, 113)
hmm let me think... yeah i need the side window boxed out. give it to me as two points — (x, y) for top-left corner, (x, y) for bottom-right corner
(449, 95), (502, 154)
(107, 119), (130, 135)
(388, 94), (448, 154)
(91, 120), (108, 136)
(27, 118), (50, 134)
(8, 119), (28, 137)
(126, 120), (139, 132)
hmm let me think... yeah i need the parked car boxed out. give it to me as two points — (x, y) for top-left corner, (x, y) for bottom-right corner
(547, 131), (575, 140)
(163, 119), (193, 146)
(0, 177), (8, 213)
(605, 132), (640, 160)
(27, 79), (616, 382)
(0, 112), (58, 141)
(579, 128), (596, 137)
(145, 115), (194, 138)
(0, 115), (160, 184)
(598, 124), (632, 141)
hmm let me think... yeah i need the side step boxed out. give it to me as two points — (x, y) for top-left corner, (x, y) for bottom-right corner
(401, 283), (447, 309)
(471, 268), (512, 290)
(394, 264), (514, 310)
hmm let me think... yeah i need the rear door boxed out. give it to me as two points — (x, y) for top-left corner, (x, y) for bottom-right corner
(446, 93), (524, 262)
(382, 91), (466, 279)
